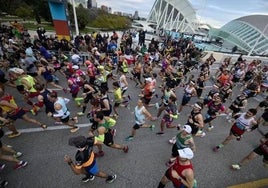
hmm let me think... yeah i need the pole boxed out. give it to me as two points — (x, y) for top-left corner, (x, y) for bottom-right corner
(71, 0), (79, 37)
(248, 23), (268, 56)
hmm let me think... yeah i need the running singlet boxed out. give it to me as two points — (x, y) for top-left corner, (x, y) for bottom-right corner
(119, 75), (127, 89)
(235, 113), (254, 131)
(100, 96), (112, 116)
(187, 110), (201, 134)
(184, 85), (193, 97)
(114, 88), (122, 103)
(0, 95), (18, 113)
(207, 101), (224, 115)
(98, 118), (116, 132)
(167, 158), (193, 187)
(175, 132), (192, 149)
(134, 106), (145, 125)
(16, 75), (37, 92)
(54, 97), (70, 119)
(163, 90), (172, 105)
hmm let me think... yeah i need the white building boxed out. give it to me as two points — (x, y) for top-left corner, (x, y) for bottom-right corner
(147, 0), (198, 34)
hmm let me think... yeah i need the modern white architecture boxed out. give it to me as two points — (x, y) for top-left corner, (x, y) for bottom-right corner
(147, 0), (198, 34)
(209, 15), (268, 56)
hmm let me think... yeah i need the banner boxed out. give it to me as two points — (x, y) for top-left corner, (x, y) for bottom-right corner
(48, 0), (71, 41)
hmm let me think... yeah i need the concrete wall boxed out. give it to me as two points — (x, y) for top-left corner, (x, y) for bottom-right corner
(202, 51), (268, 65)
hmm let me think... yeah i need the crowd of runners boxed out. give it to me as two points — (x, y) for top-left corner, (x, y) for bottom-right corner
(0, 22), (267, 187)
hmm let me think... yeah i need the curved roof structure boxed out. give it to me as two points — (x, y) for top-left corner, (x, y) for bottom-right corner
(209, 15), (268, 56)
(147, 0), (198, 34)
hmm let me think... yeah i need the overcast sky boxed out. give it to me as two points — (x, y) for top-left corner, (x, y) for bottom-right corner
(96, 0), (268, 28)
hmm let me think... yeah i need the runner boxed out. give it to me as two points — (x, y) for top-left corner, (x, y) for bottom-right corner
(0, 93), (47, 138)
(64, 135), (117, 183)
(90, 112), (128, 157)
(213, 108), (258, 152)
(156, 95), (178, 135)
(178, 81), (197, 113)
(231, 132), (268, 170)
(185, 102), (204, 137)
(157, 148), (195, 188)
(0, 128), (28, 170)
(166, 125), (196, 167)
(47, 92), (79, 133)
(125, 99), (156, 141)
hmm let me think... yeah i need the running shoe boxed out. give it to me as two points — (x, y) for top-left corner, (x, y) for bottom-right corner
(213, 146), (220, 152)
(7, 132), (21, 138)
(156, 132), (164, 135)
(0, 180), (8, 187)
(13, 152), (22, 158)
(123, 146), (129, 153)
(231, 164), (241, 170)
(112, 114), (118, 119)
(30, 108), (38, 116)
(125, 136), (133, 141)
(150, 125), (155, 131)
(201, 132), (206, 137)
(106, 175), (117, 183)
(195, 130), (205, 137)
(14, 161), (28, 170)
(77, 112), (85, 116)
(70, 126), (79, 133)
(81, 174), (95, 182)
(207, 126), (214, 131)
(0, 164), (5, 172)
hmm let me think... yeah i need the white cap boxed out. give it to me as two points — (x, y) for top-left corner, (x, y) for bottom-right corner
(178, 148), (194, 160)
(72, 65), (79, 70)
(9, 67), (24, 74)
(145, 77), (152, 82)
(183, 125), (192, 134)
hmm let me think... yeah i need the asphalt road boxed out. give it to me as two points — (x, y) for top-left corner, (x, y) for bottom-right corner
(1, 64), (268, 188)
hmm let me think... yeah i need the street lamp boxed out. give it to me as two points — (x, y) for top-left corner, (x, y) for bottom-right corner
(71, 0), (79, 36)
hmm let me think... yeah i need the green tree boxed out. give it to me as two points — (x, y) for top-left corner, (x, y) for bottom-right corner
(0, 0), (23, 14)
(15, 5), (33, 19)
(76, 4), (89, 29)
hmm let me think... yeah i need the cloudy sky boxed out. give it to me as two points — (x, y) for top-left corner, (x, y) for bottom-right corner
(96, 0), (268, 28)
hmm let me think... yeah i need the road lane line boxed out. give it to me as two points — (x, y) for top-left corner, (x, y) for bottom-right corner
(5, 123), (92, 134)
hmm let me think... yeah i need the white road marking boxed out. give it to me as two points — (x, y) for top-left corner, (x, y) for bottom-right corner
(5, 123), (92, 134)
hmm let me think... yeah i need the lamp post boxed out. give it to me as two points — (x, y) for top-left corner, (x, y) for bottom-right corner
(71, 0), (79, 37)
